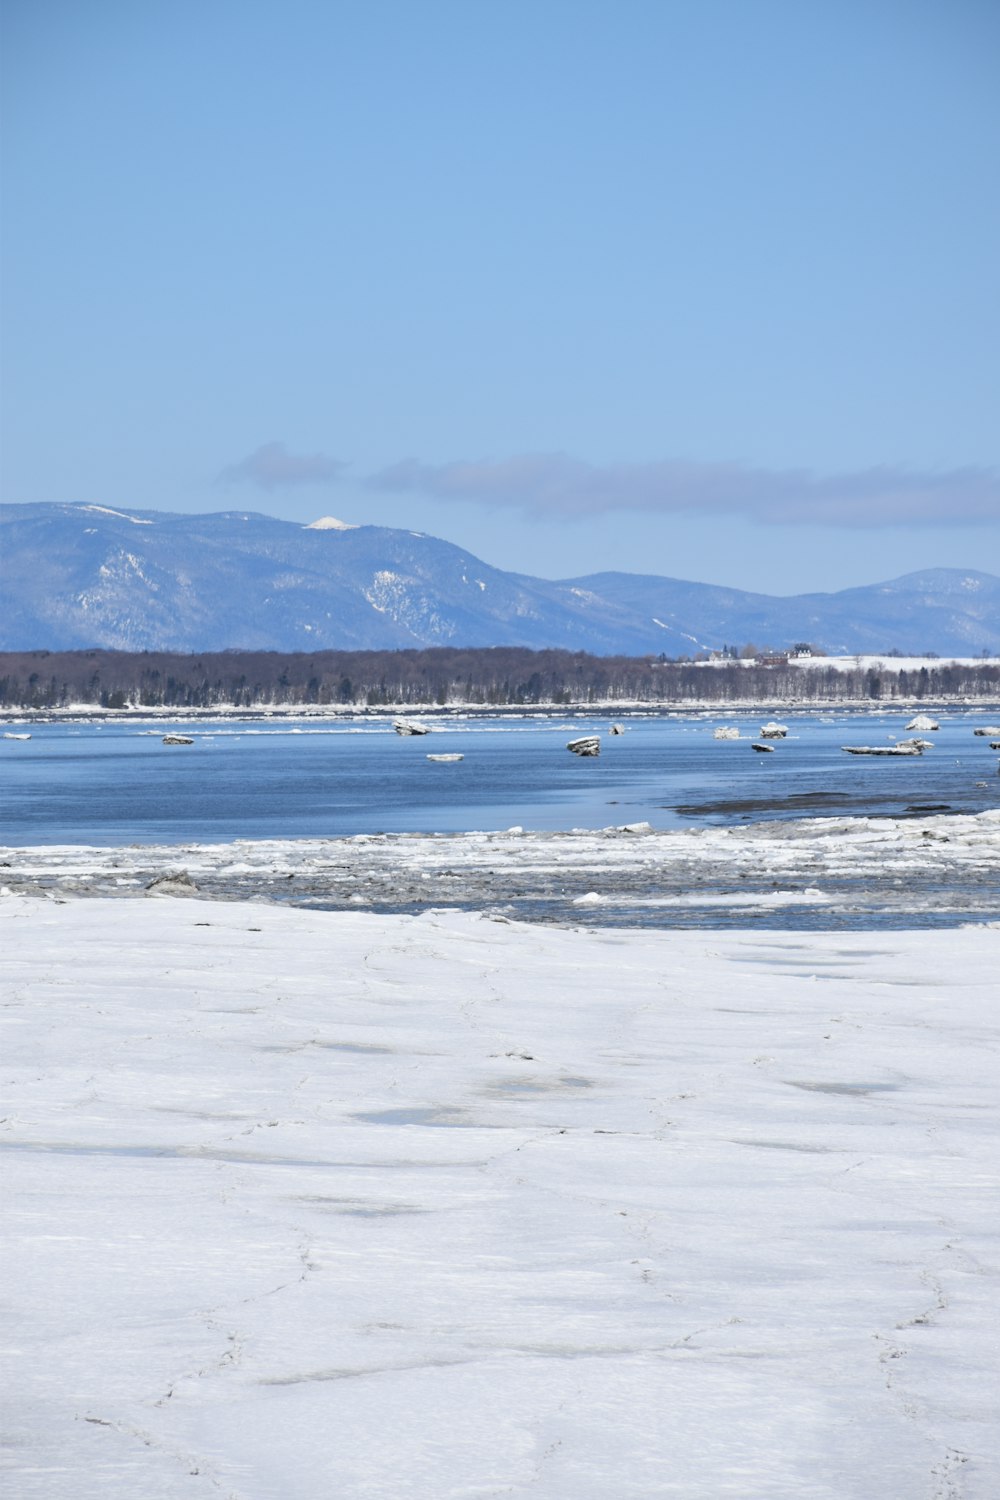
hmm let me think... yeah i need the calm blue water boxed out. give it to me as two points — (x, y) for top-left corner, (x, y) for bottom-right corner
(1, 710), (997, 846)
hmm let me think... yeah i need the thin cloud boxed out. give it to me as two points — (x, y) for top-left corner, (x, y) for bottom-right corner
(219, 442), (346, 491)
(369, 454), (999, 526)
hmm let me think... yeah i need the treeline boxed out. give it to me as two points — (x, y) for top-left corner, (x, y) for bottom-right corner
(2, 648), (999, 709)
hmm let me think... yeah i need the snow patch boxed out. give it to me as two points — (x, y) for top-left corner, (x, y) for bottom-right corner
(78, 505), (153, 525)
(790, 655), (990, 672)
(652, 619), (705, 647)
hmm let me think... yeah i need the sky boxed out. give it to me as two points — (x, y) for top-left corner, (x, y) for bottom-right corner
(1, 0), (998, 595)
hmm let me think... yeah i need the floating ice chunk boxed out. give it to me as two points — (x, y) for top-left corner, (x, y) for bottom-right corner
(393, 719), (431, 736)
(145, 870), (198, 897)
(842, 743), (923, 756)
(567, 736), (601, 756)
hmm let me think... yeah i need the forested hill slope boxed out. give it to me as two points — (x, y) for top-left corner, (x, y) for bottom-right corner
(2, 502), (997, 657)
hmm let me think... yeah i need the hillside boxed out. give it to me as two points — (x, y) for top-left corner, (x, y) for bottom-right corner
(2, 503), (997, 657)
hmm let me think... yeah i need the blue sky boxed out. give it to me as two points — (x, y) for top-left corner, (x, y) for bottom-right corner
(2, 0), (997, 593)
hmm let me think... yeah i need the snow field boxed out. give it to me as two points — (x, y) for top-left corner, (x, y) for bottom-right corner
(2, 898), (998, 1497)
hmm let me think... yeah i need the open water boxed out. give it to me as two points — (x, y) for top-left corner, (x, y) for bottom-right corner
(1, 708), (997, 847)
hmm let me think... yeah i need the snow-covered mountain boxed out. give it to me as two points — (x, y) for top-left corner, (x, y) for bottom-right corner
(1, 502), (997, 656)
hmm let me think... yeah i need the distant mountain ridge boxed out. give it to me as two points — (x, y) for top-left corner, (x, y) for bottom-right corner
(1, 502), (997, 657)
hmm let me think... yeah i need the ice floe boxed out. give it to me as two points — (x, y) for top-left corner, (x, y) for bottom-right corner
(3, 809), (997, 928)
(392, 718), (432, 736)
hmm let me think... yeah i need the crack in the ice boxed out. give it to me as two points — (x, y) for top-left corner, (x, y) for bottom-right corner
(259, 1352), (485, 1386)
(896, 1270), (948, 1330)
(77, 1410), (242, 1494)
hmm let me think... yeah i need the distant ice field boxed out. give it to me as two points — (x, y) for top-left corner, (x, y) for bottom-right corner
(2, 709), (998, 847)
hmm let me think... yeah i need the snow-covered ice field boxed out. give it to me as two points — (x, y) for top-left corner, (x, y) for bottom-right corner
(2, 895), (998, 1498)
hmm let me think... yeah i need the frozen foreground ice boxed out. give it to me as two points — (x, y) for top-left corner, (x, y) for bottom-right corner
(2, 897), (998, 1499)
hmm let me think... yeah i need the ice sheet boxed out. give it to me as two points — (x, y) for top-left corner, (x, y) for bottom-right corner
(2, 899), (998, 1497)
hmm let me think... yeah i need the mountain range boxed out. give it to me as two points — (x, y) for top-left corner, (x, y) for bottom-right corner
(1, 502), (997, 657)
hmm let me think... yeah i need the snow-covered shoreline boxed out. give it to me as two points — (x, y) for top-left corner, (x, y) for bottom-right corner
(2, 897), (998, 1497)
(3, 691), (1000, 724)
